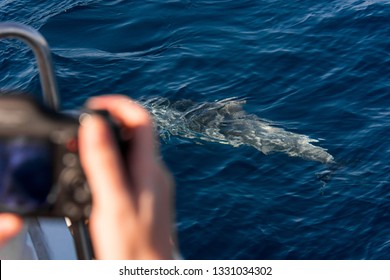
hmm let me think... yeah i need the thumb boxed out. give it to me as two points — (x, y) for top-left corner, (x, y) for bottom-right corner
(78, 114), (132, 212)
(0, 214), (23, 246)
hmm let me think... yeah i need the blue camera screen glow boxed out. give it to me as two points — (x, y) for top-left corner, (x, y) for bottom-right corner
(0, 138), (53, 212)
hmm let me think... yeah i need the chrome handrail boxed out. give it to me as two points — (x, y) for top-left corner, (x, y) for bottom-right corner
(0, 22), (59, 110)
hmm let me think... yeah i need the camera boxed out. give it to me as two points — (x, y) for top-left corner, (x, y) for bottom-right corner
(0, 94), (118, 221)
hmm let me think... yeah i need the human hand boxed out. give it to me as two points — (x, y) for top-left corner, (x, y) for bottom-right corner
(0, 94), (177, 260)
(0, 213), (23, 247)
(79, 94), (177, 259)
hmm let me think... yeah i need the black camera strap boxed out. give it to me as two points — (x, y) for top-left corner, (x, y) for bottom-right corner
(70, 221), (94, 260)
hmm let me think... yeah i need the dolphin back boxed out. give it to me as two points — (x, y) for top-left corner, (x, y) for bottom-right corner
(141, 97), (334, 164)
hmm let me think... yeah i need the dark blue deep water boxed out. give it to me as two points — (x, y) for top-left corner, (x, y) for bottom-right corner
(1, 0), (389, 259)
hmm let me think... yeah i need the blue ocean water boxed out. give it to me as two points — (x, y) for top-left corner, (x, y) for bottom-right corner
(0, 0), (389, 259)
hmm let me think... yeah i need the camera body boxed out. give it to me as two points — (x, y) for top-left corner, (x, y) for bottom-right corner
(0, 94), (94, 221)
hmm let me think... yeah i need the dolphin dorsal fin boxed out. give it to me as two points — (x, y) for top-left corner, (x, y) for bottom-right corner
(217, 97), (247, 114)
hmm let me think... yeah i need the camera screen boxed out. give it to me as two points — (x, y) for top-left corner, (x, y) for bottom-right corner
(0, 137), (53, 212)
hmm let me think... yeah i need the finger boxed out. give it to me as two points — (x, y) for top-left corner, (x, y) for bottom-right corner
(86, 95), (152, 128)
(86, 95), (166, 230)
(86, 95), (157, 185)
(78, 113), (133, 212)
(0, 214), (23, 246)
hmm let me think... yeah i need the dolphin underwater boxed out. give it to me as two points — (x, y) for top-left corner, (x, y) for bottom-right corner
(141, 97), (334, 164)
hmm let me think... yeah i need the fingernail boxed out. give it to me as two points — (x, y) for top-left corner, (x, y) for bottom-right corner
(79, 112), (93, 126)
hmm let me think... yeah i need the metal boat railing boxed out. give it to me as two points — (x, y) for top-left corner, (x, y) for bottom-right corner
(0, 22), (59, 109)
